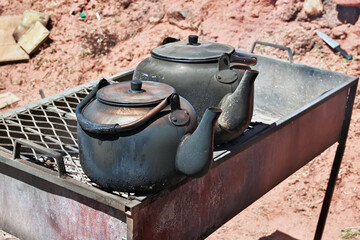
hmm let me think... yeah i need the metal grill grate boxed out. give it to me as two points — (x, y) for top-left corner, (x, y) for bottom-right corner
(0, 87), (93, 183)
(0, 71), (141, 199)
(0, 72), (234, 199)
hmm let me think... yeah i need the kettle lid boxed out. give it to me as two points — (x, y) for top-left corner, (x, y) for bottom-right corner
(151, 35), (234, 63)
(97, 80), (175, 106)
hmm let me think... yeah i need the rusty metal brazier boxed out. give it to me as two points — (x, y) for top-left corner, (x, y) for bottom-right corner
(133, 35), (259, 144)
(76, 79), (221, 193)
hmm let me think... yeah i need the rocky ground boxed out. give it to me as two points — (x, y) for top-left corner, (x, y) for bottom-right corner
(1, 0), (360, 239)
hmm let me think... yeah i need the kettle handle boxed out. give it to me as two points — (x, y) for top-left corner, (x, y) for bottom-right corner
(76, 79), (173, 134)
(230, 53), (257, 66)
(218, 54), (257, 72)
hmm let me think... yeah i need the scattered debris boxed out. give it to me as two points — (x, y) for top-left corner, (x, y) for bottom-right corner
(331, 25), (348, 39)
(304, 0), (324, 16)
(39, 89), (45, 99)
(251, 8), (260, 18)
(149, 14), (164, 23)
(18, 21), (50, 55)
(279, 3), (302, 22)
(341, 226), (360, 239)
(0, 92), (20, 109)
(293, 36), (315, 55)
(168, 10), (189, 21)
(178, 10), (190, 19)
(82, 30), (118, 57)
(96, 12), (101, 20)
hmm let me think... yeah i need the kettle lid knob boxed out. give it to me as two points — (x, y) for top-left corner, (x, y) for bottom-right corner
(188, 35), (198, 45)
(131, 80), (142, 92)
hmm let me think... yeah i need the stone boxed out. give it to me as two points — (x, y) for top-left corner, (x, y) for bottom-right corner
(179, 10), (190, 19)
(279, 3), (302, 21)
(304, 0), (324, 16)
(18, 21), (50, 55)
(251, 9), (260, 18)
(331, 25), (349, 39)
(168, 10), (188, 20)
(149, 14), (164, 23)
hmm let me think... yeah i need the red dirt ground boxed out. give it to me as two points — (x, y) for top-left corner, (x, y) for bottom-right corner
(1, 0), (360, 239)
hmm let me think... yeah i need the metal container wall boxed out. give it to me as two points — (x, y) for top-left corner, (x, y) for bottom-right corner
(131, 84), (350, 239)
(0, 54), (358, 240)
(0, 155), (128, 240)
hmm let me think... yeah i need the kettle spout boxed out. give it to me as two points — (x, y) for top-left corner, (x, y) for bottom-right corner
(175, 107), (222, 177)
(215, 69), (259, 144)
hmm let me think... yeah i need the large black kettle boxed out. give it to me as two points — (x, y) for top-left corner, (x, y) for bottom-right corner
(133, 35), (259, 144)
(76, 79), (221, 193)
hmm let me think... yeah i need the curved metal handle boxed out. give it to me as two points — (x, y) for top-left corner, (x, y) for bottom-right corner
(76, 79), (173, 134)
(162, 37), (180, 45)
(230, 53), (257, 66)
(250, 41), (293, 63)
(13, 138), (66, 177)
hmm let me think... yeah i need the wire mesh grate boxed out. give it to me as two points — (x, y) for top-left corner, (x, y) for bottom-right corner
(0, 87), (93, 183)
(0, 73), (146, 200)
(0, 74), (234, 200)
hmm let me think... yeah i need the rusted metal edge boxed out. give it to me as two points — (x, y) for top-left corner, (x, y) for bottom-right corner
(0, 151), (142, 212)
(0, 69), (141, 212)
(132, 77), (358, 212)
(314, 81), (359, 240)
(13, 138), (66, 177)
(212, 77), (358, 165)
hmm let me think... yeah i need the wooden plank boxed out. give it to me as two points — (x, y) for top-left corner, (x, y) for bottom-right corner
(0, 15), (22, 45)
(18, 21), (49, 55)
(0, 14), (29, 63)
(21, 10), (50, 27)
(0, 44), (29, 63)
(0, 15), (22, 32)
(0, 92), (20, 109)
(0, 29), (16, 45)
(13, 10), (50, 41)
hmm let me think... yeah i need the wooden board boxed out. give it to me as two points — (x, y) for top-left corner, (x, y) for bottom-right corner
(0, 15), (22, 32)
(0, 44), (29, 63)
(0, 15), (22, 45)
(0, 30), (16, 45)
(13, 10), (50, 41)
(0, 15), (29, 62)
(18, 21), (49, 55)
(0, 92), (20, 109)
